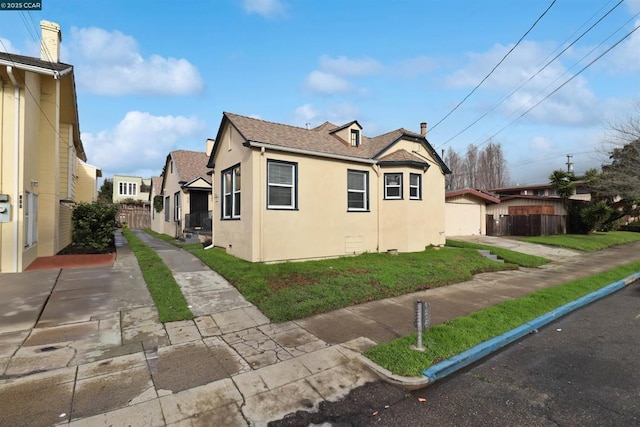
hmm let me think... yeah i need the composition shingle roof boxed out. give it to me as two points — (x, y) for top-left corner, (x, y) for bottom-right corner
(171, 150), (211, 185)
(0, 51), (72, 74)
(151, 176), (163, 195)
(377, 148), (427, 164)
(211, 112), (451, 173)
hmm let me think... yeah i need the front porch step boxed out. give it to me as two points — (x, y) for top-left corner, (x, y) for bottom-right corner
(477, 249), (504, 263)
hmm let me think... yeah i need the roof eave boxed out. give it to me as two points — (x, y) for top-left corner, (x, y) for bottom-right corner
(377, 160), (430, 169)
(1, 58), (73, 78)
(245, 141), (377, 165)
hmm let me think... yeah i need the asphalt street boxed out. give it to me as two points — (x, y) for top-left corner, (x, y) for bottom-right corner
(270, 281), (640, 426)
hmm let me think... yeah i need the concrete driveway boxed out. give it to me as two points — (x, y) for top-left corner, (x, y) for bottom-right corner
(447, 235), (582, 262)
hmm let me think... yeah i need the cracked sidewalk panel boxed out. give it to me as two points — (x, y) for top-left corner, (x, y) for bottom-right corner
(222, 328), (293, 370)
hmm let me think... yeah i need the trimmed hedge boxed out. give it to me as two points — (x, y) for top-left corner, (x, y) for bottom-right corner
(71, 203), (117, 253)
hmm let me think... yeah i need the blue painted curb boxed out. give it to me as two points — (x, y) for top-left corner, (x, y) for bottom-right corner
(422, 271), (640, 383)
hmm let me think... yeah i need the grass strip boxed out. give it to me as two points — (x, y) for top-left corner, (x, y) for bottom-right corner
(122, 228), (193, 323)
(522, 231), (640, 252)
(364, 260), (640, 376)
(446, 239), (549, 267)
(187, 244), (548, 322)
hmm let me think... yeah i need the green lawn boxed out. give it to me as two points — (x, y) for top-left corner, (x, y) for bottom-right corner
(122, 229), (193, 323)
(188, 245), (545, 322)
(365, 260), (640, 376)
(446, 239), (549, 267)
(522, 231), (640, 252)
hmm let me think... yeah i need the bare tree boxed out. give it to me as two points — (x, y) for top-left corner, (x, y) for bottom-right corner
(443, 141), (510, 191)
(444, 147), (465, 190)
(465, 144), (478, 188)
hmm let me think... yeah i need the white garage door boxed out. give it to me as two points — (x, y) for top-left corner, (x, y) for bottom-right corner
(445, 203), (482, 236)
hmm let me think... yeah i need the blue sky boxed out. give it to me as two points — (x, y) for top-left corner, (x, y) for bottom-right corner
(1, 0), (639, 185)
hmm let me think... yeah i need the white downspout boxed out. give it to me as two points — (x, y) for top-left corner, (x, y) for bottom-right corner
(7, 66), (20, 272)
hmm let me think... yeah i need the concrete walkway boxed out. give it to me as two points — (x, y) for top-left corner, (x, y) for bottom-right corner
(0, 232), (639, 426)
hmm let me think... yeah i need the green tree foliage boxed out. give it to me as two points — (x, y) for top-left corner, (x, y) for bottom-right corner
(548, 169), (575, 199)
(591, 140), (640, 215)
(97, 179), (114, 204)
(72, 203), (117, 253)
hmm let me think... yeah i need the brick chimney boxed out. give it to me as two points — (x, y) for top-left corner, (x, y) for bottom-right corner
(420, 122), (427, 137)
(40, 20), (61, 63)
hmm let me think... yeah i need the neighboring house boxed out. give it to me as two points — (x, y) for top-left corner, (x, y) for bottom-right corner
(154, 149), (212, 239)
(445, 189), (500, 236)
(112, 175), (151, 204)
(76, 160), (102, 203)
(486, 195), (567, 236)
(490, 182), (591, 201)
(206, 112), (450, 263)
(149, 176), (164, 233)
(0, 21), (93, 272)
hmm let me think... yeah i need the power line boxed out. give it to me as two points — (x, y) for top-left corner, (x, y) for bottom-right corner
(429, 0), (557, 132)
(437, 0), (628, 149)
(473, 22), (640, 149)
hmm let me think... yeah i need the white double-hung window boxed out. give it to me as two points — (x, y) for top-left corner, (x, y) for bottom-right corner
(409, 173), (422, 200)
(384, 173), (403, 200)
(267, 160), (297, 209)
(222, 164), (241, 219)
(347, 170), (369, 211)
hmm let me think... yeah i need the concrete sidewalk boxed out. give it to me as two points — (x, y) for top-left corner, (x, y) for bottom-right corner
(0, 232), (639, 426)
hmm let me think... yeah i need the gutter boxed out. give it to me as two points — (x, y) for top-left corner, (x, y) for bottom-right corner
(0, 59), (71, 79)
(360, 270), (640, 390)
(245, 141), (377, 165)
(7, 66), (20, 272)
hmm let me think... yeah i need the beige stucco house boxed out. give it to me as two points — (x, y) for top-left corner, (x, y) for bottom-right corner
(112, 174), (151, 204)
(152, 149), (212, 239)
(76, 160), (102, 203)
(0, 21), (93, 272)
(207, 112), (450, 263)
(445, 189), (500, 236)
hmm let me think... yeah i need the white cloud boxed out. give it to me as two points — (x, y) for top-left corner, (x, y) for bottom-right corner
(67, 27), (204, 96)
(293, 104), (320, 125)
(242, 0), (286, 18)
(532, 136), (553, 152)
(626, 0), (640, 14)
(82, 111), (206, 176)
(446, 41), (599, 126)
(606, 19), (640, 73)
(304, 71), (353, 95)
(0, 38), (19, 54)
(394, 56), (439, 78)
(303, 55), (382, 95)
(318, 55), (382, 76)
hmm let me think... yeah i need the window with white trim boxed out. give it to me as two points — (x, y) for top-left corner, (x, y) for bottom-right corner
(24, 191), (38, 247)
(222, 164), (241, 219)
(409, 173), (422, 200)
(267, 160), (297, 209)
(174, 192), (181, 222)
(347, 170), (369, 211)
(164, 196), (170, 221)
(118, 181), (137, 196)
(384, 173), (403, 200)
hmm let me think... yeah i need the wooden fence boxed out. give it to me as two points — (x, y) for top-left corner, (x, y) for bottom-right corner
(487, 214), (566, 237)
(117, 205), (150, 229)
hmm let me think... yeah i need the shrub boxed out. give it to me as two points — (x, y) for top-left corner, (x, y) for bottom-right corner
(72, 202), (117, 253)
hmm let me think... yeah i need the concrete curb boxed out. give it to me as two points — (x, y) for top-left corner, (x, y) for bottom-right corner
(363, 271), (640, 390)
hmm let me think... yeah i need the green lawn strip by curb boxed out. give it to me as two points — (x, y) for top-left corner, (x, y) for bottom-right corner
(364, 260), (640, 377)
(122, 228), (193, 323)
(446, 239), (550, 267)
(521, 231), (640, 252)
(188, 244), (546, 322)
